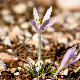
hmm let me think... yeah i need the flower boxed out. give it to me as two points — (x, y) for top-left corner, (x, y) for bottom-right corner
(24, 6), (58, 33)
(60, 45), (80, 68)
(53, 45), (80, 77)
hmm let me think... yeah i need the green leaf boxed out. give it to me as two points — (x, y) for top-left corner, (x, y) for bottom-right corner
(46, 61), (53, 73)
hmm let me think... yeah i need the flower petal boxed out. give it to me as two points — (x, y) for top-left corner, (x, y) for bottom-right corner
(44, 17), (58, 29)
(31, 21), (39, 32)
(66, 54), (80, 66)
(64, 51), (78, 67)
(33, 7), (39, 26)
(24, 10), (31, 21)
(43, 6), (52, 22)
(60, 45), (77, 67)
(39, 19), (49, 32)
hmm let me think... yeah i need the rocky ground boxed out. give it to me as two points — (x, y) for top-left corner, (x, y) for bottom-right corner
(0, 0), (80, 80)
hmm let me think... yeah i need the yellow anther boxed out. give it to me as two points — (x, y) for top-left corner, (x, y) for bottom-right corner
(69, 59), (73, 62)
(38, 18), (41, 19)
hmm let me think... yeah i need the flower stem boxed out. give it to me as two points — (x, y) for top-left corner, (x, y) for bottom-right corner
(38, 32), (41, 71)
(53, 67), (63, 78)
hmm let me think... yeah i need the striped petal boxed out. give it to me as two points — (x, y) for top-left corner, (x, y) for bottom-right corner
(33, 7), (39, 26)
(44, 17), (58, 29)
(43, 6), (52, 22)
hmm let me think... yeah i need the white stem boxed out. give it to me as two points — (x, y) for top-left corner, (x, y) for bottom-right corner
(53, 67), (63, 77)
(38, 32), (41, 71)
(27, 57), (32, 69)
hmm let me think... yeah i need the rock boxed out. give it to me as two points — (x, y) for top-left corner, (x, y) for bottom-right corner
(56, 0), (80, 11)
(12, 3), (27, 14)
(0, 52), (18, 62)
(57, 34), (68, 44)
(9, 26), (23, 40)
(25, 32), (32, 38)
(63, 23), (78, 30)
(38, 6), (45, 14)
(45, 59), (52, 64)
(10, 68), (17, 73)
(60, 69), (68, 76)
(3, 15), (15, 24)
(14, 72), (19, 76)
(0, 27), (6, 40)
(1, 9), (11, 16)
(69, 40), (80, 46)
(44, 45), (51, 50)
(27, 1), (34, 8)
(7, 49), (12, 53)
(18, 17), (26, 24)
(3, 36), (11, 46)
(20, 22), (30, 29)
(46, 27), (55, 32)
(0, 60), (7, 72)
(75, 32), (80, 40)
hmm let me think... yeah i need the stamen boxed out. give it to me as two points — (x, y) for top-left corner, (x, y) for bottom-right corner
(69, 59), (73, 62)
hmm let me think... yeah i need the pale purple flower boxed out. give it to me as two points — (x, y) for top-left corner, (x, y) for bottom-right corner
(60, 45), (80, 67)
(53, 45), (80, 77)
(24, 6), (58, 33)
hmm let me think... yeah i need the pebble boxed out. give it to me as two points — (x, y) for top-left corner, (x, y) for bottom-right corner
(45, 59), (52, 64)
(57, 35), (68, 44)
(9, 26), (23, 40)
(0, 52), (18, 62)
(27, 1), (34, 8)
(63, 23), (78, 30)
(14, 72), (19, 76)
(46, 27), (55, 32)
(10, 68), (17, 73)
(12, 3), (27, 14)
(44, 45), (51, 50)
(1, 9), (11, 16)
(75, 32), (80, 40)
(56, 0), (80, 11)
(17, 67), (21, 71)
(0, 60), (7, 71)
(7, 49), (12, 53)
(25, 32), (32, 38)
(60, 69), (68, 75)
(20, 22), (30, 29)
(3, 36), (11, 46)
(3, 15), (15, 24)
(0, 27), (6, 40)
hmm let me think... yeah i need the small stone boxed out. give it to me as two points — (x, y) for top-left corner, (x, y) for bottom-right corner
(63, 23), (78, 30)
(45, 59), (52, 64)
(10, 68), (17, 73)
(3, 36), (11, 46)
(3, 15), (15, 24)
(7, 49), (12, 53)
(60, 69), (68, 76)
(9, 26), (23, 40)
(25, 32), (32, 38)
(0, 27), (6, 40)
(18, 61), (23, 66)
(20, 22), (30, 29)
(14, 72), (19, 76)
(57, 35), (68, 44)
(38, 6), (45, 14)
(75, 32), (80, 40)
(17, 67), (21, 71)
(56, 0), (80, 11)
(27, 1), (34, 8)
(46, 27), (55, 32)
(12, 3), (27, 14)
(0, 60), (7, 72)
(0, 52), (18, 62)
(44, 45), (50, 50)
(1, 9), (11, 16)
